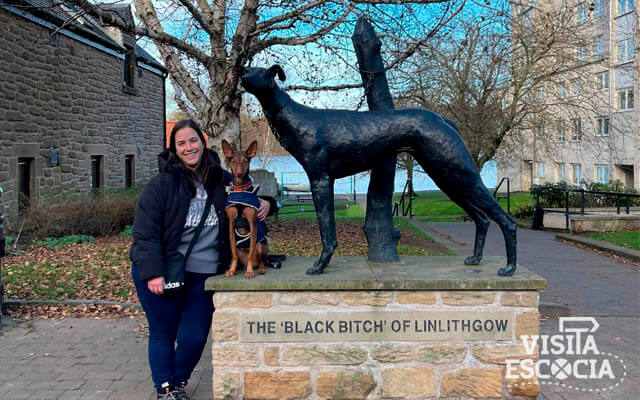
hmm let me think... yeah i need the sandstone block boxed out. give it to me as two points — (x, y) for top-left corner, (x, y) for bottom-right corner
(213, 371), (240, 400)
(472, 344), (537, 364)
(501, 292), (539, 307)
(395, 292), (437, 305)
(282, 345), (367, 366)
(440, 368), (502, 398)
(381, 367), (435, 397)
(263, 346), (279, 366)
(516, 312), (540, 339)
(442, 292), (495, 305)
(277, 292), (341, 306)
(371, 345), (412, 363)
(212, 314), (238, 342)
(212, 345), (259, 367)
(343, 292), (393, 307)
(505, 365), (540, 397)
(415, 344), (466, 364)
(317, 369), (376, 399)
(214, 292), (272, 308)
(244, 371), (311, 400)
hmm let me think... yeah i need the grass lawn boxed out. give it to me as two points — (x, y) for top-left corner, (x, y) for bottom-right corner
(277, 201), (365, 218)
(393, 190), (534, 221)
(586, 230), (640, 250)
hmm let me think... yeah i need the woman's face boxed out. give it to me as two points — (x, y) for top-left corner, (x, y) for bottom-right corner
(174, 127), (204, 171)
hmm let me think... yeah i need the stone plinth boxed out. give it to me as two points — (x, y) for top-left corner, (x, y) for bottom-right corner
(206, 256), (546, 399)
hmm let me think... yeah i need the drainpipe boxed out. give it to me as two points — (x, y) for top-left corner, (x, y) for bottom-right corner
(162, 72), (167, 150)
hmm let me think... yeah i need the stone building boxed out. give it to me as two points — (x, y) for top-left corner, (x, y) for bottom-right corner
(497, 0), (638, 192)
(0, 0), (166, 220)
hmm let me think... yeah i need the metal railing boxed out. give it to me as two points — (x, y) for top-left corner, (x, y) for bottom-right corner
(393, 178), (414, 218)
(532, 185), (640, 232)
(493, 177), (511, 215)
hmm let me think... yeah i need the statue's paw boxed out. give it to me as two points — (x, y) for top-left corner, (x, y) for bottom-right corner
(464, 255), (481, 265)
(306, 264), (325, 275)
(498, 265), (517, 277)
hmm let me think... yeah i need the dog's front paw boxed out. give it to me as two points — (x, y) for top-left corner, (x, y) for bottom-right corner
(464, 255), (482, 265)
(245, 269), (254, 279)
(225, 268), (237, 277)
(498, 264), (517, 276)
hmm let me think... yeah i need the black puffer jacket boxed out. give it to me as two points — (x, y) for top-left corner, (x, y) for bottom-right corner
(130, 149), (231, 281)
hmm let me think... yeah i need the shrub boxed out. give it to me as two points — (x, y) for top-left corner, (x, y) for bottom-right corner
(35, 235), (95, 248)
(513, 203), (536, 219)
(16, 188), (140, 241)
(533, 180), (640, 209)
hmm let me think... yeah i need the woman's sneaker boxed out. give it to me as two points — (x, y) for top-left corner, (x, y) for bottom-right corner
(157, 388), (177, 400)
(172, 383), (190, 400)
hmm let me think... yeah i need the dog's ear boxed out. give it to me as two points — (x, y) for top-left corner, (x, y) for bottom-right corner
(246, 140), (258, 158)
(268, 65), (286, 82)
(221, 139), (233, 159)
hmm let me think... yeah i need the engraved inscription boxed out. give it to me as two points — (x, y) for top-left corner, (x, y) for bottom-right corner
(239, 311), (514, 342)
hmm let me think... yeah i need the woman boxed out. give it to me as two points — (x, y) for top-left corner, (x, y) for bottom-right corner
(130, 119), (273, 399)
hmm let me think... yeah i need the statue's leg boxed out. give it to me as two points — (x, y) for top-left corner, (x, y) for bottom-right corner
(457, 200), (490, 266)
(364, 157), (401, 262)
(471, 192), (518, 276)
(306, 176), (337, 275)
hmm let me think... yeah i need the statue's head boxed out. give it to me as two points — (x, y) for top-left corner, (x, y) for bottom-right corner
(240, 65), (286, 96)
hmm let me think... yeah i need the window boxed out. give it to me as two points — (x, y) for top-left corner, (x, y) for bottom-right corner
(557, 120), (566, 142)
(594, 0), (605, 17)
(18, 157), (34, 214)
(617, 39), (634, 63)
(571, 118), (582, 142)
(596, 116), (610, 136)
(124, 46), (135, 88)
(596, 165), (610, 183)
(90, 155), (103, 191)
(577, 44), (588, 61)
(572, 79), (583, 95)
(536, 162), (545, 178)
(125, 155), (135, 188)
(537, 86), (546, 101)
(572, 164), (582, 185)
(596, 71), (610, 90)
(578, 2), (588, 23)
(593, 36), (605, 60)
(522, 8), (534, 28)
(558, 163), (567, 182)
(618, 0), (634, 15)
(557, 82), (567, 98)
(618, 88), (634, 110)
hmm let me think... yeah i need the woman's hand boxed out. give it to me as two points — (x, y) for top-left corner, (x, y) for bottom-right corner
(147, 276), (165, 295)
(257, 198), (271, 221)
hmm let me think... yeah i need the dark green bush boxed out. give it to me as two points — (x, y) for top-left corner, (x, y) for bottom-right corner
(533, 180), (640, 209)
(35, 235), (95, 248)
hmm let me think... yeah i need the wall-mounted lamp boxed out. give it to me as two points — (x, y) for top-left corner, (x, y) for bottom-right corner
(50, 148), (59, 166)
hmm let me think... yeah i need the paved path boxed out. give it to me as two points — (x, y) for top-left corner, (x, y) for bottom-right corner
(0, 221), (637, 400)
(0, 318), (212, 400)
(412, 221), (640, 400)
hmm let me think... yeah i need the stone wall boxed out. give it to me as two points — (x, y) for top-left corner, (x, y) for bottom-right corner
(211, 290), (541, 399)
(0, 8), (164, 221)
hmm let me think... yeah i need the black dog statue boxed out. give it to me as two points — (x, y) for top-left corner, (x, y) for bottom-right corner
(241, 65), (517, 276)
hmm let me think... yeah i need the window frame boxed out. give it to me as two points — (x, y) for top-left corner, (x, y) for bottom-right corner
(618, 88), (634, 111)
(596, 165), (610, 183)
(596, 116), (610, 136)
(593, 35), (605, 60)
(617, 0), (634, 15)
(577, 2), (588, 23)
(594, 0), (605, 17)
(572, 163), (582, 185)
(596, 71), (610, 90)
(571, 118), (582, 142)
(616, 39), (634, 64)
(557, 162), (567, 182)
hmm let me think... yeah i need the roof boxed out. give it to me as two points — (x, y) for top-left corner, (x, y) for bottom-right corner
(2, 0), (165, 72)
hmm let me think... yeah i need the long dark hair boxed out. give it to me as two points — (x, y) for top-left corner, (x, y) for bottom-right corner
(167, 119), (222, 192)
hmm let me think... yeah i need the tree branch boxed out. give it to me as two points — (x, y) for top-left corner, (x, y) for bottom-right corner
(284, 83), (363, 92)
(69, 0), (210, 65)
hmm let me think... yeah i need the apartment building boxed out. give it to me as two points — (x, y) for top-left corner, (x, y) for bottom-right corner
(497, 0), (638, 191)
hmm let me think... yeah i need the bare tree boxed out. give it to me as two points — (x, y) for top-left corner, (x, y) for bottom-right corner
(65, 0), (465, 152)
(393, 0), (629, 174)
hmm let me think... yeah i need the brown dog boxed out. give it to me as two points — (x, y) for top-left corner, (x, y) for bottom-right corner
(222, 140), (269, 279)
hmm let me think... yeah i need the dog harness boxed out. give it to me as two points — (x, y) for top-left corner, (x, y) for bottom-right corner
(225, 184), (267, 248)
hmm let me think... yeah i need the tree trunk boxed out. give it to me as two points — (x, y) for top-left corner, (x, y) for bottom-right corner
(352, 17), (400, 262)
